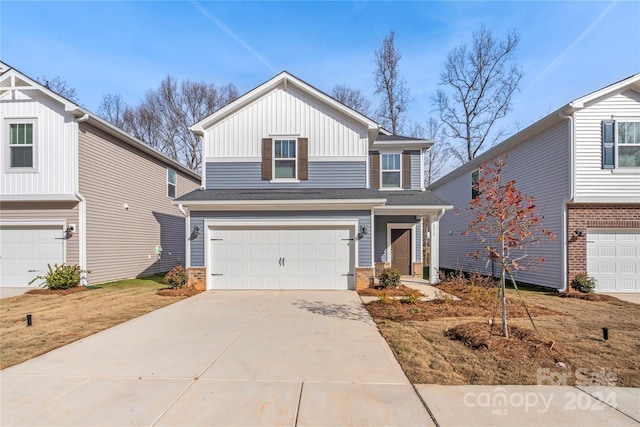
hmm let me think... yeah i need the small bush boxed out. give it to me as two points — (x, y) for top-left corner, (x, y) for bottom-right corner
(164, 265), (188, 289)
(571, 273), (596, 293)
(401, 290), (422, 305)
(29, 263), (86, 290)
(379, 267), (401, 289)
(377, 291), (398, 305)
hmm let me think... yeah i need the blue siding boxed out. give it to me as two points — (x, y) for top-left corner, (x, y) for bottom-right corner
(410, 150), (421, 189)
(374, 215), (422, 263)
(206, 161), (366, 189)
(190, 210), (371, 267)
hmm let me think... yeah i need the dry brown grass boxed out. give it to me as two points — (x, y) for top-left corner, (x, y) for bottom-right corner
(0, 276), (197, 370)
(367, 280), (640, 386)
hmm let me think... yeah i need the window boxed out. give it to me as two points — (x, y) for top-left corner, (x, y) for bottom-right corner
(167, 169), (177, 198)
(8, 122), (34, 168)
(381, 154), (401, 188)
(602, 121), (640, 168)
(274, 139), (296, 179)
(471, 170), (480, 199)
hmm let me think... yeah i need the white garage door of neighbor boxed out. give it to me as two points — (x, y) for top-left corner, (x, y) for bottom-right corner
(587, 228), (640, 292)
(0, 225), (65, 287)
(209, 227), (354, 290)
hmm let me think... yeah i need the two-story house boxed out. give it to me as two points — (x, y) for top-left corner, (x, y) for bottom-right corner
(175, 72), (452, 290)
(430, 73), (640, 293)
(0, 62), (201, 287)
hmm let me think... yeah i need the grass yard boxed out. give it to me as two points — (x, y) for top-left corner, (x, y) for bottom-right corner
(0, 275), (195, 370)
(364, 278), (640, 387)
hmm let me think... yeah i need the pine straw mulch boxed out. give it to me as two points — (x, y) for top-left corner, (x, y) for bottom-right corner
(156, 286), (202, 297)
(446, 321), (565, 364)
(358, 285), (420, 297)
(26, 286), (89, 295)
(554, 291), (620, 302)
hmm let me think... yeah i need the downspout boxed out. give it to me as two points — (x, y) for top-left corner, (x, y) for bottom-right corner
(74, 113), (90, 285)
(178, 203), (190, 268)
(559, 111), (575, 292)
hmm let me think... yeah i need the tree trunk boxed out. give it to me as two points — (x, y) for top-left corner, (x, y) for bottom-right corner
(501, 248), (508, 338)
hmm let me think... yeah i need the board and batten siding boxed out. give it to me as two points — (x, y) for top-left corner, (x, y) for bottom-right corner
(189, 210), (372, 268)
(374, 215), (422, 263)
(432, 121), (569, 289)
(574, 90), (640, 202)
(205, 161), (366, 189)
(204, 85), (369, 159)
(1, 91), (77, 197)
(78, 123), (200, 284)
(0, 201), (80, 265)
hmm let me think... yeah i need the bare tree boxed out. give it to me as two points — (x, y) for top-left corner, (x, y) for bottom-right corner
(423, 118), (447, 187)
(122, 75), (238, 171)
(37, 76), (79, 103)
(98, 93), (127, 128)
(332, 85), (372, 116)
(373, 31), (410, 134)
(434, 25), (523, 163)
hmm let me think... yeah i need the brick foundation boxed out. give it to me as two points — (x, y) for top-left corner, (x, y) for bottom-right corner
(374, 262), (390, 278)
(187, 267), (206, 291)
(355, 267), (374, 290)
(567, 203), (640, 284)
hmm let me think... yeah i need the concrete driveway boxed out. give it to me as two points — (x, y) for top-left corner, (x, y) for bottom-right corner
(1, 290), (433, 426)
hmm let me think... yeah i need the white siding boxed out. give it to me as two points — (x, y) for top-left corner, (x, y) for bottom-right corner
(574, 90), (640, 202)
(433, 121), (569, 289)
(204, 85), (369, 159)
(0, 90), (77, 197)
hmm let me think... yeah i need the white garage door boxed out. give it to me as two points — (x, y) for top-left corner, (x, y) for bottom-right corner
(209, 227), (354, 290)
(0, 225), (65, 287)
(587, 228), (640, 292)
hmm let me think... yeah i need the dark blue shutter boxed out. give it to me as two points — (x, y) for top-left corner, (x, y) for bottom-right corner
(602, 120), (615, 169)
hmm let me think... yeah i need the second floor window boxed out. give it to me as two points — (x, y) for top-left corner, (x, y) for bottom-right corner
(602, 120), (640, 168)
(274, 139), (296, 179)
(167, 169), (177, 198)
(471, 170), (480, 199)
(381, 154), (401, 188)
(9, 122), (34, 169)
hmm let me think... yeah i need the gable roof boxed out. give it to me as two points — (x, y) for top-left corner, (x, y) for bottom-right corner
(430, 72), (640, 189)
(189, 71), (380, 139)
(0, 61), (200, 181)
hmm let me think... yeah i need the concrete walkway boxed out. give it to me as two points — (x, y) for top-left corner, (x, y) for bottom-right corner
(2, 290), (638, 426)
(0, 287), (32, 299)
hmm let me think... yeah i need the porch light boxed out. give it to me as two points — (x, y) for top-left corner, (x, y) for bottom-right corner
(573, 230), (584, 238)
(360, 226), (367, 235)
(193, 226), (200, 237)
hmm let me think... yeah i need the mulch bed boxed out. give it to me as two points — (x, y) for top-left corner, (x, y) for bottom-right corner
(26, 286), (89, 295)
(554, 292), (619, 302)
(446, 321), (566, 363)
(157, 287), (202, 297)
(358, 285), (421, 297)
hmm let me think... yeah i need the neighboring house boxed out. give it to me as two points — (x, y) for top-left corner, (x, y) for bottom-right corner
(430, 73), (640, 293)
(0, 62), (201, 287)
(175, 72), (452, 291)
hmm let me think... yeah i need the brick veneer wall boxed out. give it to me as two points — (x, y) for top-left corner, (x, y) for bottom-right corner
(567, 203), (640, 283)
(355, 267), (374, 290)
(412, 262), (423, 278)
(187, 267), (206, 291)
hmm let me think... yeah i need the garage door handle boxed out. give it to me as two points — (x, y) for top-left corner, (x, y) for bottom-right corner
(211, 274), (223, 276)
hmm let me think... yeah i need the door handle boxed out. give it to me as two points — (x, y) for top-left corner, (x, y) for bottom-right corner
(279, 257), (283, 266)
(282, 257), (285, 266)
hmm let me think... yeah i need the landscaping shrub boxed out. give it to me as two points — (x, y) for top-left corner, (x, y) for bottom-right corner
(164, 265), (188, 289)
(29, 263), (85, 290)
(401, 290), (422, 305)
(379, 267), (401, 289)
(570, 273), (596, 293)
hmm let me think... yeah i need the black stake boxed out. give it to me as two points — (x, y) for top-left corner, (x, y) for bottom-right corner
(26, 314), (33, 327)
(602, 327), (609, 341)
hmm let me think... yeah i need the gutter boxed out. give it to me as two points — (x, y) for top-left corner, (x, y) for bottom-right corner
(74, 114), (89, 285)
(559, 111), (575, 292)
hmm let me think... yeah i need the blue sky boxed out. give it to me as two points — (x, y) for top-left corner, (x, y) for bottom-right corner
(1, 1), (639, 142)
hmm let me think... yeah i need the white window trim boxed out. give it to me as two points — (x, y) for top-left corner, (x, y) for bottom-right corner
(5, 118), (37, 173)
(615, 120), (640, 169)
(271, 137), (298, 181)
(167, 168), (177, 199)
(386, 223), (416, 275)
(381, 153), (401, 189)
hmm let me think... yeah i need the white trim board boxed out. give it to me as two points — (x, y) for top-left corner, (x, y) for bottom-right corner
(386, 223), (417, 275)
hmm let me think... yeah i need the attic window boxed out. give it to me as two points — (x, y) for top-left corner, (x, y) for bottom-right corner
(471, 170), (480, 199)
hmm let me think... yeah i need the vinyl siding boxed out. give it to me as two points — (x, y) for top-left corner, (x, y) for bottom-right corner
(78, 123), (200, 284)
(432, 121), (569, 289)
(374, 215), (422, 263)
(205, 161), (366, 189)
(574, 90), (640, 202)
(204, 84), (369, 159)
(190, 210), (371, 267)
(410, 150), (421, 190)
(0, 201), (79, 265)
(1, 90), (76, 197)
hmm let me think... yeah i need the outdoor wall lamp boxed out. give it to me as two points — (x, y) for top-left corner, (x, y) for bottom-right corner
(360, 226), (368, 235)
(574, 230), (584, 238)
(193, 226), (200, 237)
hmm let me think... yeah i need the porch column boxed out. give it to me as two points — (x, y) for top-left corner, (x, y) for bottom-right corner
(429, 214), (440, 284)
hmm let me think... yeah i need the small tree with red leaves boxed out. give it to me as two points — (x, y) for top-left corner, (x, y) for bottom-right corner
(464, 156), (555, 338)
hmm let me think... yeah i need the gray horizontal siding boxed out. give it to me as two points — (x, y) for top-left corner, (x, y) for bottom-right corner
(190, 210), (371, 267)
(206, 161), (366, 189)
(374, 215), (422, 263)
(410, 150), (421, 189)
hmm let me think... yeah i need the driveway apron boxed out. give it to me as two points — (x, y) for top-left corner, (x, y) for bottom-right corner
(1, 290), (433, 426)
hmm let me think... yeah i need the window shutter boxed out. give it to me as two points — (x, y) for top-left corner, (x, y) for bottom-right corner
(371, 152), (380, 189)
(402, 151), (411, 189)
(262, 138), (273, 180)
(298, 138), (308, 180)
(602, 121), (615, 169)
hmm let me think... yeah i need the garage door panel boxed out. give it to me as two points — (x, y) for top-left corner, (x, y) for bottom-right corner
(587, 228), (640, 293)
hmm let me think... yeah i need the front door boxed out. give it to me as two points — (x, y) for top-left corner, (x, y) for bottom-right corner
(391, 228), (411, 275)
